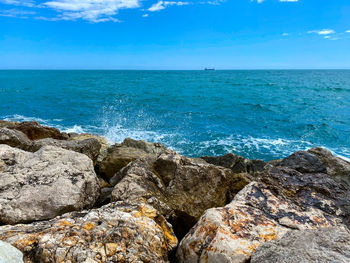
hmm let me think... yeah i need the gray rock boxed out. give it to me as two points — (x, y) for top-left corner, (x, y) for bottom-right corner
(201, 153), (266, 174)
(0, 240), (24, 263)
(0, 145), (100, 224)
(0, 128), (31, 150)
(0, 201), (177, 263)
(251, 227), (350, 263)
(176, 167), (350, 263)
(308, 147), (350, 185)
(111, 153), (252, 239)
(29, 137), (102, 164)
(279, 151), (327, 173)
(98, 138), (171, 181)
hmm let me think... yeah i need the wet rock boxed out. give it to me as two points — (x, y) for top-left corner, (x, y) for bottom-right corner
(0, 201), (177, 263)
(11, 121), (69, 140)
(201, 153), (266, 174)
(251, 227), (350, 263)
(279, 151), (326, 173)
(111, 153), (252, 239)
(98, 138), (171, 181)
(177, 167), (350, 263)
(0, 240), (24, 263)
(0, 145), (100, 224)
(308, 147), (350, 185)
(0, 128), (31, 150)
(29, 137), (101, 164)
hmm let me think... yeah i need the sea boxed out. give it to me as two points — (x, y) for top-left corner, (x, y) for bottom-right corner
(1, 70), (349, 161)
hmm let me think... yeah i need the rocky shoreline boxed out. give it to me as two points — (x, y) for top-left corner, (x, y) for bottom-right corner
(0, 120), (350, 263)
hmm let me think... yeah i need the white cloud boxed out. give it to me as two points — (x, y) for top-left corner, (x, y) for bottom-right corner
(346, 30), (350, 33)
(253, 0), (298, 3)
(0, 8), (36, 17)
(282, 33), (289, 36)
(148, 1), (189, 12)
(0, 0), (35, 7)
(42, 0), (140, 22)
(142, 13), (149, 17)
(308, 29), (335, 35)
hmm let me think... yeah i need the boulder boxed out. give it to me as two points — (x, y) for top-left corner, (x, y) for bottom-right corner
(98, 138), (171, 181)
(0, 128), (31, 150)
(111, 153), (252, 238)
(279, 151), (326, 173)
(10, 121), (69, 140)
(69, 133), (110, 163)
(0, 145), (100, 224)
(29, 137), (101, 164)
(176, 167), (350, 263)
(0, 240), (24, 263)
(201, 153), (266, 174)
(308, 147), (350, 185)
(251, 227), (350, 263)
(0, 201), (177, 263)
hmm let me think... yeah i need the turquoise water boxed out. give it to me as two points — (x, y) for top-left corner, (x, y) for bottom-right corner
(0, 70), (349, 161)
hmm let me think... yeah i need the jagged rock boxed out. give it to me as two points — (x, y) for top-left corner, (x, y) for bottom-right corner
(98, 138), (171, 181)
(10, 121), (69, 140)
(29, 138), (101, 164)
(251, 227), (350, 263)
(111, 153), (252, 238)
(279, 151), (326, 173)
(201, 153), (266, 174)
(0, 201), (177, 263)
(0, 145), (100, 224)
(308, 147), (350, 185)
(0, 128), (31, 150)
(0, 240), (24, 263)
(177, 167), (350, 263)
(69, 133), (110, 163)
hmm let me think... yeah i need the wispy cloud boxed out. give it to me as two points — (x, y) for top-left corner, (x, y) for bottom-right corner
(253, 0), (298, 3)
(308, 29), (335, 35)
(282, 33), (289, 36)
(0, 0), (35, 7)
(42, 0), (140, 22)
(0, 8), (35, 17)
(148, 1), (189, 12)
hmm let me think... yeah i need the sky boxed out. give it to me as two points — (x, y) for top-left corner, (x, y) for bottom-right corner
(0, 0), (349, 69)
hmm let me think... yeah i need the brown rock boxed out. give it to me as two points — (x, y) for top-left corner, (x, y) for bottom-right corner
(111, 153), (252, 238)
(177, 167), (350, 263)
(13, 121), (68, 140)
(0, 201), (177, 263)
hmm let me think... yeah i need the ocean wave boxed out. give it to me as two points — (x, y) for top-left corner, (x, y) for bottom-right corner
(62, 125), (86, 134)
(3, 114), (50, 124)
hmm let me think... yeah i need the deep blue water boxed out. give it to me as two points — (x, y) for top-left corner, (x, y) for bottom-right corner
(0, 70), (349, 161)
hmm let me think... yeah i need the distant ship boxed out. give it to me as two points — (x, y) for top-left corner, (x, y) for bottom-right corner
(204, 68), (215, 71)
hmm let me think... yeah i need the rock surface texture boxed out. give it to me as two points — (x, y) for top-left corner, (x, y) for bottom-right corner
(308, 147), (350, 185)
(0, 145), (100, 224)
(177, 166), (350, 263)
(201, 153), (266, 174)
(0, 201), (177, 263)
(250, 227), (350, 263)
(0, 240), (24, 263)
(0, 128), (31, 150)
(111, 153), (251, 238)
(98, 138), (171, 181)
(29, 138), (102, 164)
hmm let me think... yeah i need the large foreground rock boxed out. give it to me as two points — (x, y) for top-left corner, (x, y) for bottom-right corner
(0, 145), (100, 224)
(201, 153), (266, 174)
(0, 201), (177, 263)
(98, 138), (171, 181)
(0, 240), (24, 263)
(111, 153), (251, 238)
(29, 138), (102, 164)
(177, 166), (350, 263)
(251, 227), (350, 263)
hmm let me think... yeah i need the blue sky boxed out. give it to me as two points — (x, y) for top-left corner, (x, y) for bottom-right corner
(0, 0), (349, 69)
